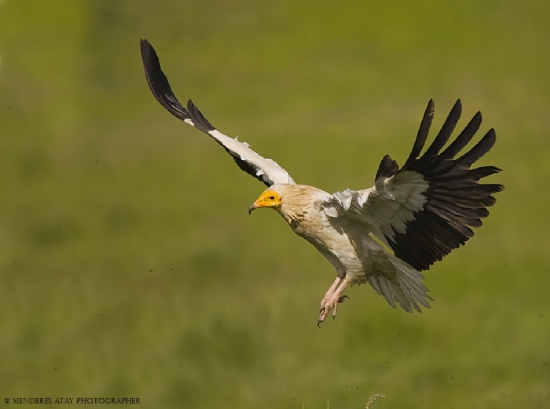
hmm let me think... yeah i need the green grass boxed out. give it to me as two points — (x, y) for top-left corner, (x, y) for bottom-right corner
(0, 0), (549, 408)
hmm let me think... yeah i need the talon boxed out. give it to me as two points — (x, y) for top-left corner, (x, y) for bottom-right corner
(318, 277), (351, 325)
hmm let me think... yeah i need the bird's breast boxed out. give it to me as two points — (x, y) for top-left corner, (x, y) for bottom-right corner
(288, 206), (382, 281)
(290, 208), (355, 257)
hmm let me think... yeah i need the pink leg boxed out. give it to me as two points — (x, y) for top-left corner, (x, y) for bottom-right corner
(318, 277), (351, 326)
(319, 277), (342, 310)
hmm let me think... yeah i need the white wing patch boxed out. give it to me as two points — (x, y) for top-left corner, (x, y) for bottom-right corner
(322, 171), (428, 241)
(208, 130), (295, 186)
(140, 39), (295, 188)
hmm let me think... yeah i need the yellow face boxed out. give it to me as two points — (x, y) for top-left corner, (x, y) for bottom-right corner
(248, 190), (282, 214)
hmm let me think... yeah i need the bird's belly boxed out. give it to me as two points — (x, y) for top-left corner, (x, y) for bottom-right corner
(296, 220), (370, 281)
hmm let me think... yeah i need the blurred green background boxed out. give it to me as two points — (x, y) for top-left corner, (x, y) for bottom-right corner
(0, 0), (548, 408)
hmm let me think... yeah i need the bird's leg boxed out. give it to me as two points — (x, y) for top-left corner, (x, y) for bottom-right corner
(319, 277), (342, 311)
(318, 277), (351, 326)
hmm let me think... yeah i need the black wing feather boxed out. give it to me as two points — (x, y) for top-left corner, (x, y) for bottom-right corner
(186, 99), (215, 131)
(403, 99), (435, 169)
(419, 99), (462, 161)
(140, 39), (275, 187)
(375, 155), (399, 180)
(140, 39), (205, 129)
(378, 100), (503, 271)
(440, 111), (482, 160)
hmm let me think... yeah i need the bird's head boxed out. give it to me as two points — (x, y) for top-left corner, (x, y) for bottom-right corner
(248, 189), (283, 214)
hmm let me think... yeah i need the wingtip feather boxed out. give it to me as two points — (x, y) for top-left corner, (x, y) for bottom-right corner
(139, 39), (192, 124)
(187, 99), (216, 132)
(403, 99), (435, 169)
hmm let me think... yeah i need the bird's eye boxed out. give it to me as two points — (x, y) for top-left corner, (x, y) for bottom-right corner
(269, 196), (275, 200)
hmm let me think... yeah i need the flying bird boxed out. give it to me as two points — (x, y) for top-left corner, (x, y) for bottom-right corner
(140, 39), (503, 326)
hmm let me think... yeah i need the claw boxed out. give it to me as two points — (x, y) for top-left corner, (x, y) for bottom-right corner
(318, 278), (351, 326)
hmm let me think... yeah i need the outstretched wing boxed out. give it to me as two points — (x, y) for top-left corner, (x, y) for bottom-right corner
(322, 99), (503, 271)
(140, 39), (295, 187)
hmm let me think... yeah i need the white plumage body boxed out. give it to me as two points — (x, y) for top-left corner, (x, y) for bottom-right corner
(271, 183), (431, 313)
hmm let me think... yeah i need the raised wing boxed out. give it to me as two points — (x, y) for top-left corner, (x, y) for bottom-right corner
(322, 100), (503, 271)
(140, 39), (295, 187)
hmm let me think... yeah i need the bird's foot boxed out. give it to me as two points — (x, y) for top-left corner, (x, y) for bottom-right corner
(317, 278), (351, 327)
(318, 294), (349, 326)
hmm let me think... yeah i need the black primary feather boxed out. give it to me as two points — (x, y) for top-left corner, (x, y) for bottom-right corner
(140, 39), (198, 127)
(140, 39), (273, 187)
(403, 99), (435, 169)
(419, 99), (462, 160)
(387, 100), (503, 271)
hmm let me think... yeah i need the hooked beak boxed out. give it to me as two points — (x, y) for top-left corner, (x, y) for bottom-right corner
(248, 203), (258, 215)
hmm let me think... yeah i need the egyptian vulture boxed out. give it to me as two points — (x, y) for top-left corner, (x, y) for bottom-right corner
(140, 39), (503, 325)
